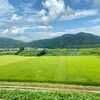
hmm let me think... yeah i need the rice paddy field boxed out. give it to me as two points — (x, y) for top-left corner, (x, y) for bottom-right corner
(0, 55), (100, 86)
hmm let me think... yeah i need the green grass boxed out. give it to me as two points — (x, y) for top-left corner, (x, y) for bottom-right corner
(0, 55), (100, 86)
(18, 48), (100, 56)
(0, 89), (100, 100)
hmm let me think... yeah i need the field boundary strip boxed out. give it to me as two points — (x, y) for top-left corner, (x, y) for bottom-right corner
(0, 82), (100, 93)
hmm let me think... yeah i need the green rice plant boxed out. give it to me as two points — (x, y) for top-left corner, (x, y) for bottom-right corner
(0, 55), (100, 86)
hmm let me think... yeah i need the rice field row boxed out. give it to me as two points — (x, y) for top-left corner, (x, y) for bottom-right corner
(0, 55), (100, 86)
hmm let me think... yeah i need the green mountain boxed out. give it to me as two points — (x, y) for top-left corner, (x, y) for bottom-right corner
(0, 32), (100, 48)
(0, 37), (26, 48)
(28, 32), (100, 48)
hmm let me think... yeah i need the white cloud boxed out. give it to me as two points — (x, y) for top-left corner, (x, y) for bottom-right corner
(89, 18), (100, 23)
(38, 9), (47, 16)
(27, 31), (66, 41)
(1, 25), (53, 41)
(33, 26), (53, 30)
(13, 25), (53, 31)
(19, 2), (37, 15)
(0, 0), (15, 16)
(71, 0), (90, 3)
(60, 7), (98, 20)
(2, 27), (26, 36)
(65, 25), (100, 36)
(39, 0), (98, 23)
(39, 0), (65, 25)
(49, 32), (66, 37)
(2, 25), (100, 41)
(11, 14), (22, 21)
(13, 36), (31, 42)
(1, 25), (100, 41)
(2, 29), (9, 34)
(11, 27), (25, 35)
(1, 27), (31, 42)
(93, 0), (100, 7)
(0, 0), (55, 41)
(0, 0), (100, 42)
(33, 26), (100, 40)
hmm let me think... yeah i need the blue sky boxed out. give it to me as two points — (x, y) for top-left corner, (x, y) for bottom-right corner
(0, 0), (100, 41)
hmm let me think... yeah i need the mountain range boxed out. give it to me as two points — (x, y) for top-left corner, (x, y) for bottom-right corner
(0, 32), (100, 48)
(0, 37), (25, 48)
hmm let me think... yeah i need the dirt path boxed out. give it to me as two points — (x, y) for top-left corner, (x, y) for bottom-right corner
(0, 82), (100, 93)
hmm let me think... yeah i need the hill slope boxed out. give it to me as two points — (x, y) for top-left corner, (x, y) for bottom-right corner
(0, 32), (100, 48)
(28, 32), (100, 48)
(0, 37), (26, 48)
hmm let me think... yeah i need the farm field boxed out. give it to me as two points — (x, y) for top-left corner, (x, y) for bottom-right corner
(0, 55), (100, 86)
(0, 89), (100, 100)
